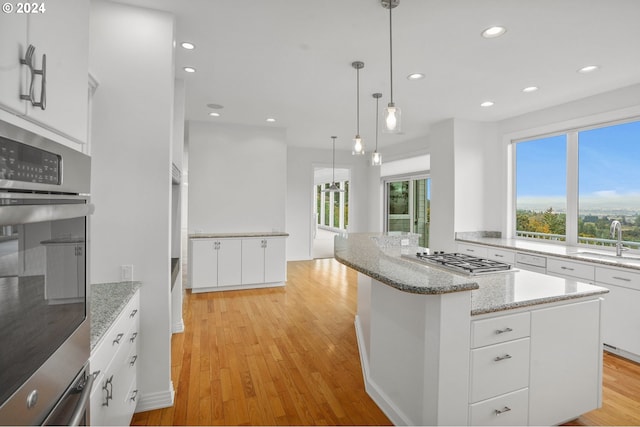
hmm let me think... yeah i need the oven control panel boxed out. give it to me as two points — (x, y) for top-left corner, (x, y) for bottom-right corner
(0, 137), (60, 185)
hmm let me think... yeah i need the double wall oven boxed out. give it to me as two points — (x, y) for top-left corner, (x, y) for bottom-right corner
(0, 120), (93, 425)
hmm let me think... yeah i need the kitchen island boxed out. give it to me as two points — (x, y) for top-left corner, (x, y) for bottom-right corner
(335, 233), (608, 426)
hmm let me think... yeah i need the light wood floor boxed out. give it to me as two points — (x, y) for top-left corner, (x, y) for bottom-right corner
(132, 259), (640, 426)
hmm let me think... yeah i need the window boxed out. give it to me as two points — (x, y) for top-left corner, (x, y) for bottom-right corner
(514, 118), (640, 249)
(384, 177), (431, 247)
(316, 182), (349, 230)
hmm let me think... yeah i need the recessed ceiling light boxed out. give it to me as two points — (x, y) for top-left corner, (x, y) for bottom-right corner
(481, 26), (506, 38)
(523, 86), (539, 93)
(578, 65), (599, 73)
(209, 112), (220, 117)
(181, 42), (195, 50)
(407, 73), (425, 80)
(183, 67), (196, 73)
(480, 101), (494, 107)
(266, 118), (276, 123)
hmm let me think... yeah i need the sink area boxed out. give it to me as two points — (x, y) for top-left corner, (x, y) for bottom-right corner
(568, 250), (640, 264)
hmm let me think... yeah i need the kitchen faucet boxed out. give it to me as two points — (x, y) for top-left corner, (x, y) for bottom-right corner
(610, 220), (625, 257)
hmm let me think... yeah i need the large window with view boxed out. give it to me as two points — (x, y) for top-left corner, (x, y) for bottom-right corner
(514, 118), (640, 250)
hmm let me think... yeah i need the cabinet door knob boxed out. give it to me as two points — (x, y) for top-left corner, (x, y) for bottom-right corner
(129, 355), (138, 367)
(129, 309), (138, 318)
(494, 354), (513, 362)
(113, 333), (124, 345)
(130, 332), (138, 343)
(494, 406), (511, 416)
(102, 375), (113, 407)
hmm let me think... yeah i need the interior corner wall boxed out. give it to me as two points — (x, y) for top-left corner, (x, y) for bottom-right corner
(89, 0), (174, 410)
(286, 146), (370, 261)
(187, 121), (287, 234)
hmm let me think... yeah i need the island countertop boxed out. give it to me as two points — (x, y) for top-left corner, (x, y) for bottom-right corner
(335, 232), (608, 315)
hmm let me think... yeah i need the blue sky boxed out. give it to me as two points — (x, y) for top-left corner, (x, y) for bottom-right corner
(516, 121), (640, 213)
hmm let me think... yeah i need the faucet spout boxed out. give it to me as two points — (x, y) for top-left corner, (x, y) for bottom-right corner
(610, 220), (624, 257)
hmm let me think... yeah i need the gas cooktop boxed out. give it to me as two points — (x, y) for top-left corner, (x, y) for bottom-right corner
(402, 251), (514, 276)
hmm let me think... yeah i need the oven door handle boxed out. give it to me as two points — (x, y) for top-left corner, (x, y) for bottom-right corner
(67, 373), (94, 427)
(0, 203), (94, 226)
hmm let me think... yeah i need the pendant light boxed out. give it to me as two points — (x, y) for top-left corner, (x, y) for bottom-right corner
(371, 93), (383, 166)
(382, 0), (401, 133)
(351, 61), (365, 155)
(323, 136), (345, 192)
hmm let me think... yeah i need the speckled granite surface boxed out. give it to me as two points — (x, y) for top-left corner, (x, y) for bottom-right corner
(90, 282), (141, 350)
(457, 232), (640, 271)
(189, 231), (289, 239)
(335, 232), (608, 315)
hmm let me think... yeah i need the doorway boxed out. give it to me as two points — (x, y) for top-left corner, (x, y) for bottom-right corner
(384, 176), (431, 247)
(312, 167), (350, 258)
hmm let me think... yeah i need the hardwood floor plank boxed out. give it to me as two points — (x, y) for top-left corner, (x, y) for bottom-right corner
(131, 259), (640, 426)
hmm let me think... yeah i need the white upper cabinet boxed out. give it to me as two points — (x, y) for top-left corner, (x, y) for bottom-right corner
(0, 0), (89, 144)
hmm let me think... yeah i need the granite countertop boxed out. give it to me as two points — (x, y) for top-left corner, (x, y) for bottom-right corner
(189, 231), (289, 239)
(335, 232), (608, 315)
(90, 281), (141, 350)
(456, 232), (640, 271)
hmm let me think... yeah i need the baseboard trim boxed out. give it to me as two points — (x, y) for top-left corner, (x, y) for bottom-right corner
(354, 315), (413, 426)
(135, 382), (175, 413)
(172, 318), (185, 334)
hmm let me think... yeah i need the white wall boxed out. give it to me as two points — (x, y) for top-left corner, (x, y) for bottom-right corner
(286, 146), (370, 260)
(89, 0), (174, 411)
(428, 119), (456, 252)
(171, 79), (185, 334)
(187, 121), (287, 233)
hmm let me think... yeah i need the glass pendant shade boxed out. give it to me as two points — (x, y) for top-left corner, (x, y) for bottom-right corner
(383, 103), (401, 133)
(352, 135), (364, 155)
(371, 151), (382, 166)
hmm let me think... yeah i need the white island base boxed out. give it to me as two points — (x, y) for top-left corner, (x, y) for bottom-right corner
(355, 273), (603, 426)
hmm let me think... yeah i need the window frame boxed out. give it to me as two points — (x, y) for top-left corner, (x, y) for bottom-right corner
(510, 114), (640, 248)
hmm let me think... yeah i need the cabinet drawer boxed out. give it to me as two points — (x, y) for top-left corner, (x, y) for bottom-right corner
(470, 338), (530, 403)
(596, 266), (640, 290)
(471, 312), (530, 348)
(458, 244), (488, 258)
(486, 248), (515, 264)
(547, 258), (594, 282)
(469, 388), (529, 426)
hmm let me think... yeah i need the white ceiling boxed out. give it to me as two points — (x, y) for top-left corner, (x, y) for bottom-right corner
(117, 0), (640, 151)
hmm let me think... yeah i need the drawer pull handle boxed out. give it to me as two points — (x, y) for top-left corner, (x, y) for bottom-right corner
(91, 370), (101, 380)
(102, 375), (113, 406)
(495, 406), (511, 416)
(130, 389), (138, 402)
(560, 266), (575, 271)
(612, 276), (631, 282)
(495, 327), (513, 334)
(130, 309), (138, 318)
(130, 355), (138, 366)
(494, 354), (512, 362)
(113, 333), (124, 345)
(130, 332), (138, 343)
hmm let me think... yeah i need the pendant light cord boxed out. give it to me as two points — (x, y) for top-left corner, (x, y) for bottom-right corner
(332, 136), (336, 183)
(389, 4), (394, 104)
(375, 96), (379, 150)
(356, 67), (360, 135)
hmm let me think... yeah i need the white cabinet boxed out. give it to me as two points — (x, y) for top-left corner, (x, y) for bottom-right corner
(0, 0), (89, 143)
(43, 241), (85, 302)
(529, 299), (602, 426)
(457, 243), (488, 258)
(189, 239), (242, 289)
(90, 291), (140, 427)
(242, 237), (286, 285)
(190, 235), (287, 292)
(595, 266), (640, 357)
(469, 298), (603, 426)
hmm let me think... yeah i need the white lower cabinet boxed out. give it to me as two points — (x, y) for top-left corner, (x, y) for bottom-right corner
(90, 291), (140, 426)
(190, 235), (286, 292)
(469, 298), (602, 426)
(595, 266), (640, 358)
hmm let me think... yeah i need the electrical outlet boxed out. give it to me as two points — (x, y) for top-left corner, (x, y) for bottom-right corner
(121, 265), (133, 281)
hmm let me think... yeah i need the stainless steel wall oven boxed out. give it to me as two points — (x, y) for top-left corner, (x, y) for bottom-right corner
(0, 120), (93, 425)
